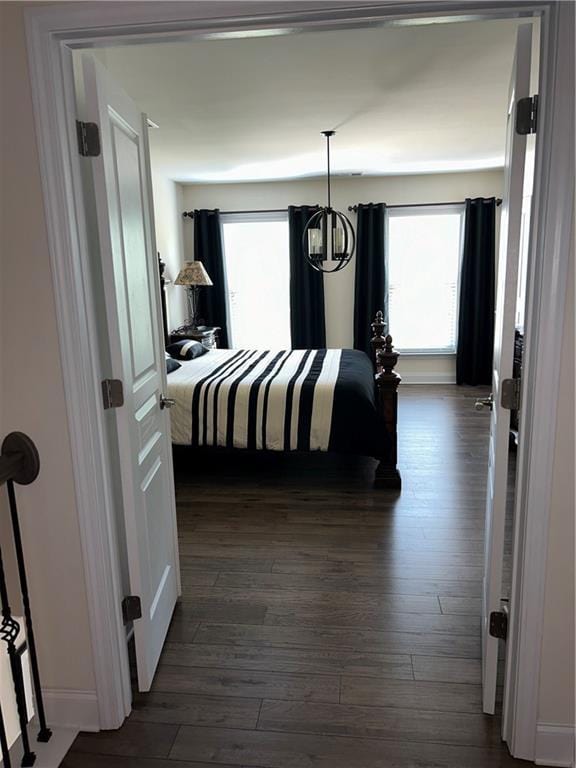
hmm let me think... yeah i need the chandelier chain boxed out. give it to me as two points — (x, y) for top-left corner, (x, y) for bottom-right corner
(326, 132), (331, 210)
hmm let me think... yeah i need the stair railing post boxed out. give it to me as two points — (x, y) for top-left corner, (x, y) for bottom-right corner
(6, 480), (52, 743)
(0, 539), (36, 767)
(0, 699), (11, 767)
(0, 432), (51, 766)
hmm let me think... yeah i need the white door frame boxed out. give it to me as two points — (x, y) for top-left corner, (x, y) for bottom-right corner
(24, 0), (572, 758)
(502, 2), (574, 761)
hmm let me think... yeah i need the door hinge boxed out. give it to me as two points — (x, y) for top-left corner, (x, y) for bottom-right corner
(76, 120), (101, 157)
(516, 95), (538, 135)
(501, 378), (521, 411)
(489, 610), (508, 640)
(101, 379), (124, 410)
(122, 596), (142, 624)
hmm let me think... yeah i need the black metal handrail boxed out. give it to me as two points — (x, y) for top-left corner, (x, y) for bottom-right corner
(0, 432), (51, 768)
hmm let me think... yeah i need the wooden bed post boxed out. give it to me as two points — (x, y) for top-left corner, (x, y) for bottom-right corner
(370, 311), (402, 489)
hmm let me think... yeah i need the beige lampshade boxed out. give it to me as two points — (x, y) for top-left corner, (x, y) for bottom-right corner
(174, 261), (213, 286)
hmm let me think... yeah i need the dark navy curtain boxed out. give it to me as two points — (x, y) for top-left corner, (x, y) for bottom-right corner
(193, 209), (229, 348)
(288, 205), (326, 349)
(456, 197), (496, 385)
(353, 203), (386, 355)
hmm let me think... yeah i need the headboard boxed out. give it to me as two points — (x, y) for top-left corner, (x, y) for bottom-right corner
(158, 254), (170, 347)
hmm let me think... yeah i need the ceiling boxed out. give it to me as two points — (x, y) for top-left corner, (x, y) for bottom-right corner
(93, 18), (528, 183)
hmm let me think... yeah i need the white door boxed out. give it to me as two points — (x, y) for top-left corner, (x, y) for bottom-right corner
(482, 24), (532, 715)
(81, 55), (180, 691)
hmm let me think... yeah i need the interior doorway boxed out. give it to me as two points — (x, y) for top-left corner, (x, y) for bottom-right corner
(68, 9), (539, 760)
(19, 1), (572, 760)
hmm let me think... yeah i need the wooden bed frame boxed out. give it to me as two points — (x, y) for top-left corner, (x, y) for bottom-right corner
(159, 256), (401, 489)
(370, 311), (402, 489)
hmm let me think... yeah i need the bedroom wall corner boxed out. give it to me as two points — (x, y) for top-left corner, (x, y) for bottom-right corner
(0, 0), (98, 728)
(152, 171), (188, 331)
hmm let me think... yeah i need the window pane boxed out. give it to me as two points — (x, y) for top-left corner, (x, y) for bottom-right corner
(223, 219), (291, 349)
(388, 212), (462, 352)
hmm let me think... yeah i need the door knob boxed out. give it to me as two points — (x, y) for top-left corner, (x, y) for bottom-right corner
(159, 395), (175, 410)
(475, 394), (494, 411)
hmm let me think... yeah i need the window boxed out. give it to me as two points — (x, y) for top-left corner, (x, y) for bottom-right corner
(222, 214), (291, 348)
(387, 206), (464, 353)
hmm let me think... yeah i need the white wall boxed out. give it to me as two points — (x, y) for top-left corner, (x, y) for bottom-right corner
(151, 172), (187, 330)
(1, 0), (96, 728)
(180, 171), (503, 382)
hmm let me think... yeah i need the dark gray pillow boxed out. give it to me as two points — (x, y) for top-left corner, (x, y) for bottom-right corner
(167, 340), (207, 360)
(166, 356), (181, 374)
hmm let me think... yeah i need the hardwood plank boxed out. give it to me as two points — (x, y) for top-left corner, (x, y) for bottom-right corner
(181, 505), (488, 524)
(284, 498), (487, 512)
(167, 618), (200, 643)
(193, 520), (430, 534)
(169, 725), (523, 767)
(71, 722), (179, 759)
(423, 527), (506, 542)
(194, 623), (481, 658)
(179, 586), (442, 615)
(178, 542), (386, 563)
(257, 699), (501, 747)
(271, 559), (486, 581)
(62, 756), (243, 768)
(440, 596), (483, 615)
(254, 507), (486, 523)
(264, 606), (480, 635)
(152, 664), (340, 702)
(169, 599), (268, 625)
(179, 528), (382, 552)
(130, 691), (261, 728)
(179, 543), (487, 566)
(215, 570), (482, 597)
(161, 642), (413, 679)
(179, 555), (274, 572)
(412, 655), (482, 684)
(182, 530), (486, 555)
(193, 518), (490, 535)
(180, 571), (220, 587)
(341, 676), (483, 713)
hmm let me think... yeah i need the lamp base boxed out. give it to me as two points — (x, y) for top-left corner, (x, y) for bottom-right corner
(186, 285), (201, 329)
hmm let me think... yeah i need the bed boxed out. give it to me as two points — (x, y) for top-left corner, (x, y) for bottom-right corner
(159, 261), (401, 488)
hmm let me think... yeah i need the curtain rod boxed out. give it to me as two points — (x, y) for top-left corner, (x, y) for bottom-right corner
(183, 198), (502, 219)
(348, 198), (502, 212)
(183, 208), (292, 218)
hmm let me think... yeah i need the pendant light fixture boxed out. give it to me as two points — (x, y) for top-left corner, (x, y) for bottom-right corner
(303, 130), (355, 273)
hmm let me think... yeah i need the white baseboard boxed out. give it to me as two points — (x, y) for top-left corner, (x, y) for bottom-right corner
(535, 723), (576, 767)
(43, 688), (99, 732)
(399, 373), (456, 384)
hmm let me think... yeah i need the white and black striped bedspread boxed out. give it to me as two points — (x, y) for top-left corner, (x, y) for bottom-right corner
(167, 348), (385, 457)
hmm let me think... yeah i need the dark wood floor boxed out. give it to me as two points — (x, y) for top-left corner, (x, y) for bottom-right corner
(63, 385), (524, 768)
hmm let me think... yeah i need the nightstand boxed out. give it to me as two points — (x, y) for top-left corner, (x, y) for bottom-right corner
(169, 326), (220, 350)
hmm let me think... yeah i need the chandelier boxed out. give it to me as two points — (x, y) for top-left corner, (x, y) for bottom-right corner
(303, 130), (355, 273)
